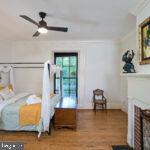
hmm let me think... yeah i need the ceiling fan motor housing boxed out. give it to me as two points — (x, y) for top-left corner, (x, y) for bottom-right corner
(39, 12), (46, 19)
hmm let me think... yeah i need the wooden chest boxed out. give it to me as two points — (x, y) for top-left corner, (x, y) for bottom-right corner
(54, 98), (77, 130)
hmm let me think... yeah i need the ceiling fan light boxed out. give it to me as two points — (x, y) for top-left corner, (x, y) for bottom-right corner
(38, 27), (48, 34)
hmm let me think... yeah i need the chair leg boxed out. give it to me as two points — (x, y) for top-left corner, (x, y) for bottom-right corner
(102, 104), (104, 110)
(94, 103), (96, 112)
(105, 103), (107, 109)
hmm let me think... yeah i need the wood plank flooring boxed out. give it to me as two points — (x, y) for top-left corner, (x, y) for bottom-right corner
(0, 110), (127, 150)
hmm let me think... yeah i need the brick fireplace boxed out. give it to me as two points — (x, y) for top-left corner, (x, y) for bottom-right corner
(134, 106), (142, 150)
(141, 109), (150, 149)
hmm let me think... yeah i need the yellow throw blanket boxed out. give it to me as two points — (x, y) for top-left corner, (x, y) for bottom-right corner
(19, 103), (41, 126)
(19, 94), (55, 126)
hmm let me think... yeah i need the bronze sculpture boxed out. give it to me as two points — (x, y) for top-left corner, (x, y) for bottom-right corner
(122, 50), (136, 73)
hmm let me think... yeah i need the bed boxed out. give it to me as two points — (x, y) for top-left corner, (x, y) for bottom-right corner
(0, 93), (60, 132)
(0, 62), (62, 138)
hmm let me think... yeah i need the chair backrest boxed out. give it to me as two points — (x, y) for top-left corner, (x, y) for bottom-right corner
(93, 89), (104, 96)
(93, 89), (104, 101)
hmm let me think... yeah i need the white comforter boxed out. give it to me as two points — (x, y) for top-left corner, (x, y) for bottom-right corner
(0, 93), (30, 118)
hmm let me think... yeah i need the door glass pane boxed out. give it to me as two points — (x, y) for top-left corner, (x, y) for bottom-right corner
(63, 57), (69, 66)
(63, 67), (69, 77)
(70, 79), (76, 91)
(70, 90), (76, 96)
(55, 78), (60, 93)
(70, 56), (76, 66)
(56, 57), (62, 67)
(70, 66), (76, 77)
(63, 79), (69, 96)
(63, 79), (69, 91)
(63, 90), (69, 97)
(56, 57), (62, 78)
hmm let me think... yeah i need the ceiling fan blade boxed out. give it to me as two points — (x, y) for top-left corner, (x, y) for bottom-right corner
(46, 26), (68, 32)
(20, 15), (39, 26)
(33, 31), (40, 37)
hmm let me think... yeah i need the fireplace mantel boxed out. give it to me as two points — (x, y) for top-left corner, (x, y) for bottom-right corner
(121, 73), (150, 78)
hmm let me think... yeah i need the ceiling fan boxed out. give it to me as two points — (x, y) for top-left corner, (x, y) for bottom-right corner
(20, 12), (68, 37)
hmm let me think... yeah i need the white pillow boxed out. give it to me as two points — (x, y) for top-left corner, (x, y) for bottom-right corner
(0, 86), (15, 100)
(26, 95), (41, 105)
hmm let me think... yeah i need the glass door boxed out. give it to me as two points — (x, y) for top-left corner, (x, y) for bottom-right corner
(54, 53), (78, 98)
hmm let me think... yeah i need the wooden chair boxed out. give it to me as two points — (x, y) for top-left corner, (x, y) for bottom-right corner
(93, 89), (107, 111)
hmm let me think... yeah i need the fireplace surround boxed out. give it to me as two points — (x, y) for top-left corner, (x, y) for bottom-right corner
(126, 74), (150, 148)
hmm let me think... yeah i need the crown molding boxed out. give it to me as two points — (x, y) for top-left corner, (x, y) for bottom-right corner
(130, 0), (150, 16)
(11, 40), (120, 45)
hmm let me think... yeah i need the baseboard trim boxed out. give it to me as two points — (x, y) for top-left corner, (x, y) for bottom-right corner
(77, 109), (123, 111)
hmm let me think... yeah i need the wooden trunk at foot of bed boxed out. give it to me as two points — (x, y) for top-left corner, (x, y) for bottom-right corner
(54, 98), (77, 130)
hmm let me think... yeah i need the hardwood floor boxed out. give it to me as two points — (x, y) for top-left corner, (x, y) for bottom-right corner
(0, 110), (127, 150)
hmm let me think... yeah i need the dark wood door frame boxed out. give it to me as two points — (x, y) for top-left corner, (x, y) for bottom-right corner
(54, 52), (78, 98)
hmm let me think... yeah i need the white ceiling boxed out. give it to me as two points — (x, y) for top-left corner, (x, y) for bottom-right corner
(0, 0), (138, 41)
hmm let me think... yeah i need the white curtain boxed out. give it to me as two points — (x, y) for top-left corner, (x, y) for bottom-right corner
(50, 65), (61, 76)
(50, 65), (62, 94)
(41, 61), (51, 132)
(41, 62), (62, 132)
(10, 67), (15, 91)
(0, 66), (15, 91)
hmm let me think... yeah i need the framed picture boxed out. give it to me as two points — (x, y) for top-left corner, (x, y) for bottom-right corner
(139, 17), (150, 65)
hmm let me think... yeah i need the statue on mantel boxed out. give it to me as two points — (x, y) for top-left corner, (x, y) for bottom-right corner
(122, 50), (136, 73)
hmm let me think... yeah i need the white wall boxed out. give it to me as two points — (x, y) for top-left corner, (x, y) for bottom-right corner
(120, 1), (150, 112)
(8, 40), (121, 109)
(0, 41), (12, 62)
